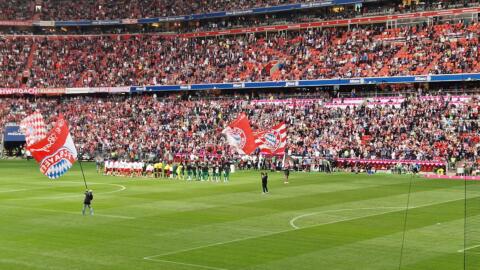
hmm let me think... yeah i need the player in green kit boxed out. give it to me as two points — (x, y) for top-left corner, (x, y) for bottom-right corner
(197, 162), (202, 181)
(172, 163), (178, 179)
(202, 163), (209, 181)
(223, 161), (230, 182)
(208, 164), (214, 181)
(214, 163), (220, 182)
(192, 162), (198, 180)
(186, 162), (193, 181)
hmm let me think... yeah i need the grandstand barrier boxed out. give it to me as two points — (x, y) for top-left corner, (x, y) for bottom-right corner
(0, 88), (66, 95)
(0, 20), (32, 26)
(336, 158), (446, 172)
(3, 124), (25, 142)
(65, 87), (130, 94)
(2, 74), (480, 96)
(174, 7), (480, 38)
(4, 6), (479, 31)
(250, 96), (472, 108)
(55, 0), (362, 26)
(424, 175), (480, 181)
(0, 87), (129, 96)
(130, 73), (480, 93)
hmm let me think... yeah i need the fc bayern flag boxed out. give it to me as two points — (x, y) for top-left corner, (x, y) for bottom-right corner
(254, 122), (287, 155)
(222, 113), (257, 155)
(25, 115), (78, 179)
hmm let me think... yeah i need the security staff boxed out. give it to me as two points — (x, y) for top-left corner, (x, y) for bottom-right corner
(82, 190), (94, 216)
(261, 172), (269, 194)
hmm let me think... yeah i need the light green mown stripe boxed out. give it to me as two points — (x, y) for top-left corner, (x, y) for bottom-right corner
(134, 180), (459, 231)
(245, 217), (467, 270)
(159, 198), (472, 269)
(400, 252), (464, 270)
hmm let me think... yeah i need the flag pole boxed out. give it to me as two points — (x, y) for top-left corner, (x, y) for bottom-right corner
(398, 171), (414, 270)
(463, 168), (467, 270)
(78, 157), (89, 190)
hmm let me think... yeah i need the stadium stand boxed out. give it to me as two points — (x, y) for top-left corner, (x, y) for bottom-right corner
(0, 1), (479, 174)
(0, 37), (32, 88)
(1, 91), (478, 171)
(37, 0), (319, 21)
(0, 22), (473, 88)
(0, 0), (473, 21)
(0, 0), (476, 27)
(0, 0), (32, 21)
(0, 1), (478, 36)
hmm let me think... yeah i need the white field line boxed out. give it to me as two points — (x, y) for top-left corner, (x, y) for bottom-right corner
(144, 197), (467, 263)
(458, 244), (480, 253)
(289, 197), (470, 229)
(1, 205), (135, 220)
(7, 182), (126, 200)
(0, 189), (28, 193)
(289, 207), (404, 229)
(154, 226), (273, 238)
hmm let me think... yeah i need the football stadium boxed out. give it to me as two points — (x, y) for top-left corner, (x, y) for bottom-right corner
(0, 0), (480, 269)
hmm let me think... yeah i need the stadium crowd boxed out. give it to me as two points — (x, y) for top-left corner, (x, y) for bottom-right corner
(38, 0), (321, 21)
(1, 0), (477, 36)
(12, 22), (479, 88)
(0, 0), (476, 21)
(0, 37), (32, 88)
(174, 0), (480, 34)
(0, 0), (32, 21)
(1, 92), (478, 172)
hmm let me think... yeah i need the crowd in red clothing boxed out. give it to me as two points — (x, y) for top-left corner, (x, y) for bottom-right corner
(1, 0), (477, 37)
(39, 0), (313, 21)
(1, 92), (478, 167)
(0, 37), (32, 88)
(6, 22), (475, 88)
(0, 0), (475, 21)
(0, 0), (32, 20)
(0, 0), (348, 21)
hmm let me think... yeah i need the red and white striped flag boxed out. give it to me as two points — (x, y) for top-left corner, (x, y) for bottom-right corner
(20, 111), (48, 146)
(21, 113), (77, 179)
(255, 122), (287, 155)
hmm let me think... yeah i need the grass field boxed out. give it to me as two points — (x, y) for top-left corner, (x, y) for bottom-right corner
(0, 160), (479, 270)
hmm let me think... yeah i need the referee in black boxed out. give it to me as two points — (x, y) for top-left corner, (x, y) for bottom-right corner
(82, 190), (94, 216)
(261, 172), (269, 194)
(283, 166), (290, 184)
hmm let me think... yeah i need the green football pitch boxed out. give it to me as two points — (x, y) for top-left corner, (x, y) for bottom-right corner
(1, 160), (479, 270)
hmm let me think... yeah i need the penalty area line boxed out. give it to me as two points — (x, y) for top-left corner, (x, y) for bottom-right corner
(289, 207), (404, 229)
(289, 197), (476, 229)
(144, 257), (228, 270)
(458, 244), (480, 253)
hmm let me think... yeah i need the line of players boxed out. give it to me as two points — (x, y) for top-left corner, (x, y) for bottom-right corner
(104, 160), (231, 182)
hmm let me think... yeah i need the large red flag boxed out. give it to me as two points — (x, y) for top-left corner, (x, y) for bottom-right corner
(254, 122), (287, 155)
(222, 113), (257, 155)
